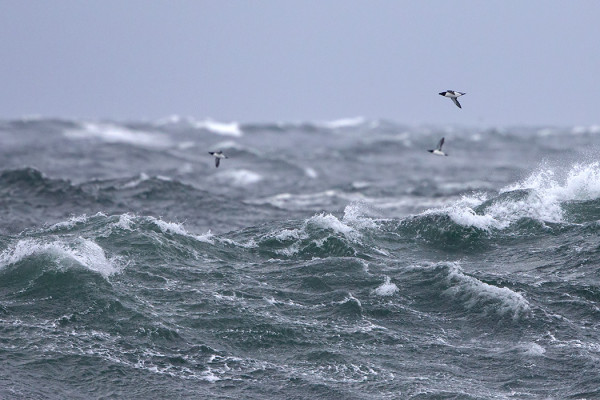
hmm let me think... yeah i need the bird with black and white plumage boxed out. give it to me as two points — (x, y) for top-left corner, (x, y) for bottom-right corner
(428, 137), (448, 156)
(208, 151), (228, 167)
(439, 90), (466, 109)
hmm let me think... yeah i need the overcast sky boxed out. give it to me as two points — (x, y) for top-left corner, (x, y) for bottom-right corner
(1, 1), (599, 126)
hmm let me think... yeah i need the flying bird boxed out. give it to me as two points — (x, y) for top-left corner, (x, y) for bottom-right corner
(428, 137), (448, 156)
(439, 90), (466, 109)
(208, 151), (228, 167)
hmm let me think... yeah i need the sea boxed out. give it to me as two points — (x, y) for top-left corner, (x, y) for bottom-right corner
(1, 116), (600, 399)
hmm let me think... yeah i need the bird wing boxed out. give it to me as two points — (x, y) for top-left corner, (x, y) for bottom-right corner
(437, 137), (445, 150)
(215, 157), (220, 168)
(452, 98), (462, 108)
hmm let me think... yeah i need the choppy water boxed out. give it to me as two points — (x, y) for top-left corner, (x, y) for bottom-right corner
(1, 117), (600, 399)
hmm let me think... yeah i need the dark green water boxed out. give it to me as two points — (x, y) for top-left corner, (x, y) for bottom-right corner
(1, 118), (600, 399)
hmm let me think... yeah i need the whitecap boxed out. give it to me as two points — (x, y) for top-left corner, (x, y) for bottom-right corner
(521, 342), (546, 356)
(146, 216), (214, 244)
(342, 202), (378, 230)
(320, 116), (366, 129)
(193, 119), (243, 137)
(247, 190), (366, 210)
(155, 115), (243, 137)
(48, 214), (94, 231)
(122, 173), (150, 189)
(443, 263), (530, 319)
(307, 213), (358, 239)
(571, 125), (600, 135)
(0, 238), (120, 278)
(116, 213), (134, 230)
(304, 167), (318, 179)
(274, 228), (307, 241)
(215, 169), (263, 186)
(64, 122), (171, 148)
(374, 276), (399, 296)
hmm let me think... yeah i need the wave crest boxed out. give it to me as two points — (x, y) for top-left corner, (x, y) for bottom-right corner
(0, 237), (120, 278)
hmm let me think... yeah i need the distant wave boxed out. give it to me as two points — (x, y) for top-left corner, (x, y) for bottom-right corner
(64, 122), (172, 148)
(212, 169), (263, 186)
(155, 116), (243, 137)
(318, 116), (368, 129)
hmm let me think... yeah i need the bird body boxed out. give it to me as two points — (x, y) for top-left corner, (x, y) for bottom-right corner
(428, 137), (448, 156)
(209, 151), (228, 167)
(439, 90), (466, 108)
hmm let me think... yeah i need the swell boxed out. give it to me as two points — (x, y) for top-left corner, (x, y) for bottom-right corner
(0, 167), (284, 234)
(6, 165), (600, 261)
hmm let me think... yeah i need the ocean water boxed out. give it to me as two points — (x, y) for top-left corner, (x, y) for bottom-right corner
(1, 117), (600, 399)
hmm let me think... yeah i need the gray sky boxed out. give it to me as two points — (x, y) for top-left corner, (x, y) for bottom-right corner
(1, 1), (599, 126)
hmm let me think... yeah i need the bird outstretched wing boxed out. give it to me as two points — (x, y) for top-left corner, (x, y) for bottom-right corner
(437, 137), (445, 151)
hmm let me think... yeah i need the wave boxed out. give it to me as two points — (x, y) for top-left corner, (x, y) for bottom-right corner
(43, 213), (215, 245)
(238, 117), (385, 134)
(0, 236), (121, 278)
(0, 213), (217, 285)
(374, 276), (399, 296)
(212, 169), (263, 186)
(64, 122), (172, 148)
(0, 167), (280, 234)
(0, 167), (82, 194)
(442, 263), (530, 318)
(410, 162), (600, 235)
(237, 204), (384, 260)
(318, 116), (368, 129)
(246, 190), (369, 211)
(406, 262), (531, 320)
(154, 116), (243, 137)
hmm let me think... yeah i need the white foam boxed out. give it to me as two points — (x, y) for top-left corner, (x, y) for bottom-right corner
(218, 237), (258, 249)
(507, 162), (600, 202)
(443, 263), (530, 318)
(156, 115), (243, 137)
(147, 216), (214, 244)
(351, 181), (371, 189)
(116, 214), (134, 230)
(304, 167), (318, 179)
(247, 190), (366, 210)
(335, 292), (362, 308)
(308, 213), (358, 239)
(155, 114), (185, 125)
(421, 163), (600, 229)
(48, 214), (92, 230)
(520, 342), (546, 356)
(122, 173), (150, 189)
(374, 276), (399, 296)
(422, 194), (503, 231)
(571, 125), (600, 135)
(194, 230), (215, 244)
(193, 119), (243, 137)
(64, 122), (171, 148)
(0, 238), (120, 278)
(342, 202), (378, 230)
(274, 228), (308, 241)
(445, 204), (501, 230)
(320, 116), (366, 129)
(216, 169), (262, 186)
